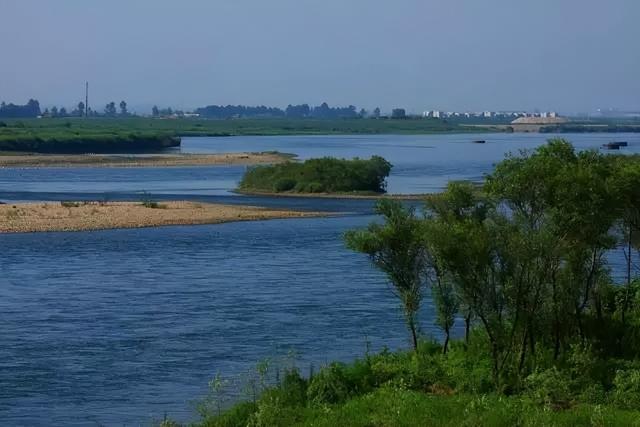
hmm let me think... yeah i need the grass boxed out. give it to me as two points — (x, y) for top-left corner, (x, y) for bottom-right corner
(186, 336), (640, 427)
(0, 117), (493, 153)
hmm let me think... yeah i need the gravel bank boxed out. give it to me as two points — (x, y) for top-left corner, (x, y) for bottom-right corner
(0, 152), (293, 168)
(0, 201), (325, 233)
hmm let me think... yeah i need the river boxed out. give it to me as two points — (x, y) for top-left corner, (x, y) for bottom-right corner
(1, 133), (638, 425)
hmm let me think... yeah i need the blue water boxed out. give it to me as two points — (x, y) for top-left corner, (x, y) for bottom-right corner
(1, 133), (638, 426)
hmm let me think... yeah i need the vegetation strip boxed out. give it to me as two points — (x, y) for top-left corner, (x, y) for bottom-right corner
(0, 201), (327, 233)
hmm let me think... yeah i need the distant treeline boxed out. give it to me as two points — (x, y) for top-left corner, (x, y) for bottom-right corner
(196, 102), (374, 119)
(239, 156), (392, 194)
(0, 133), (180, 154)
(0, 99), (41, 118)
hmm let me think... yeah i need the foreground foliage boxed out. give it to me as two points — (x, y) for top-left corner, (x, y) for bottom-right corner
(239, 156), (392, 194)
(193, 340), (640, 427)
(178, 139), (640, 426)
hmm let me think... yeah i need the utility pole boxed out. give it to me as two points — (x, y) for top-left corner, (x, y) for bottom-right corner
(85, 81), (89, 117)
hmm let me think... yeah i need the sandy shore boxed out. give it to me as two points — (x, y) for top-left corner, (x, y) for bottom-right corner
(0, 152), (293, 168)
(0, 201), (326, 233)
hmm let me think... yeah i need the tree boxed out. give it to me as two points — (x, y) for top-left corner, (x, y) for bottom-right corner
(50, 106), (58, 117)
(59, 107), (67, 116)
(391, 108), (406, 119)
(119, 100), (128, 116)
(152, 105), (160, 117)
(104, 101), (117, 116)
(345, 200), (427, 350)
(372, 107), (381, 118)
(76, 102), (85, 117)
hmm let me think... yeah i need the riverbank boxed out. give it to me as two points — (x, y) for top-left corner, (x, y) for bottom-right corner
(234, 189), (430, 200)
(0, 201), (327, 233)
(0, 151), (294, 168)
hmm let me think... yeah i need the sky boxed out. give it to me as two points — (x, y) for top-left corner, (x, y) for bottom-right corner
(0, 0), (639, 114)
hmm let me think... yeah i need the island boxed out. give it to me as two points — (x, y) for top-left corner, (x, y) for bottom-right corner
(0, 201), (327, 233)
(238, 155), (393, 196)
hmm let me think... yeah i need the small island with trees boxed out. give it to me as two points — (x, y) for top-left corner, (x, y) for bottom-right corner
(237, 156), (393, 196)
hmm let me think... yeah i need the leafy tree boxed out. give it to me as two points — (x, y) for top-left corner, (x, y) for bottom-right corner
(76, 101), (85, 117)
(345, 200), (427, 350)
(104, 101), (117, 116)
(152, 105), (160, 117)
(391, 108), (406, 119)
(119, 100), (128, 116)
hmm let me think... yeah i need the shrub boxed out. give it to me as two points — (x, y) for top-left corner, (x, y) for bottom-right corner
(60, 201), (80, 207)
(276, 369), (307, 406)
(307, 363), (350, 405)
(273, 178), (296, 192)
(201, 401), (256, 427)
(525, 367), (573, 409)
(611, 369), (640, 409)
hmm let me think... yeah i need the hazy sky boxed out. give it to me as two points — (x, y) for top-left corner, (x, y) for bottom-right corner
(1, 0), (638, 113)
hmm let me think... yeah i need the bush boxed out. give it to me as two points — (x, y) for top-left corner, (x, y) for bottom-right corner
(611, 369), (640, 409)
(275, 369), (308, 406)
(307, 363), (350, 405)
(273, 178), (296, 192)
(525, 367), (573, 409)
(201, 401), (256, 427)
(60, 201), (81, 208)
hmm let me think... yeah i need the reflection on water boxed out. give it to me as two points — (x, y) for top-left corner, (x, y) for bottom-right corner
(0, 133), (638, 425)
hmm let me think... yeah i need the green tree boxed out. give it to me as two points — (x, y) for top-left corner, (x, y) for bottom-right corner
(119, 100), (128, 116)
(345, 200), (427, 350)
(104, 101), (117, 116)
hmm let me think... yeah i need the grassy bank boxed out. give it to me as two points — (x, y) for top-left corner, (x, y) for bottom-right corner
(0, 116), (490, 139)
(190, 339), (640, 427)
(0, 117), (490, 153)
(0, 119), (181, 153)
(238, 156), (392, 194)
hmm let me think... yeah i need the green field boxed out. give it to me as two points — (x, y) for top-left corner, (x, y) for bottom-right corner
(0, 117), (495, 153)
(0, 117), (496, 153)
(2, 117), (639, 153)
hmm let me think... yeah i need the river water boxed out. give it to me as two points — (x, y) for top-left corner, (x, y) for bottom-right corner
(1, 133), (639, 426)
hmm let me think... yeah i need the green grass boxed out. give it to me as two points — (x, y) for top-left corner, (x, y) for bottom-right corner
(0, 118), (181, 153)
(287, 390), (640, 427)
(188, 337), (640, 427)
(0, 117), (495, 153)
